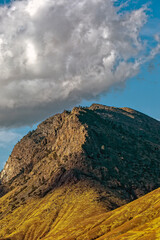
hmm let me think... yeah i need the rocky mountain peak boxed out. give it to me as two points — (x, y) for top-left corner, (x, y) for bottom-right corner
(0, 104), (160, 239)
(0, 103), (160, 203)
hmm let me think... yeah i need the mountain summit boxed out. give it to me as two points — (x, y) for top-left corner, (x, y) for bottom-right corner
(0, 104), (160, 239)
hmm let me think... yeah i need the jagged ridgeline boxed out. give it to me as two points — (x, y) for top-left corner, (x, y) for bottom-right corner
(0, 104), (160, 239)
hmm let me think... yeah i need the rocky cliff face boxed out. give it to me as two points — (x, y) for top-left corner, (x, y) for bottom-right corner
(1, 104), (160, 201)
(0, 109), (87, 183)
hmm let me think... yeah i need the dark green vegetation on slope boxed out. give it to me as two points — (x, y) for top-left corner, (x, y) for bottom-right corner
(0, 104), (160, 239)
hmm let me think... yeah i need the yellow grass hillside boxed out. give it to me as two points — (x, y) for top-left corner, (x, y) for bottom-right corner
(1, 184), (160, 239)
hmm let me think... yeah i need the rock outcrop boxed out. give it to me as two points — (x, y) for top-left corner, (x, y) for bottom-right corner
(1, 104), (160, 200)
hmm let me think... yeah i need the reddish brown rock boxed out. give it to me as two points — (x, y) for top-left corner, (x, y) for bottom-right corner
(0, 104), (160, 205)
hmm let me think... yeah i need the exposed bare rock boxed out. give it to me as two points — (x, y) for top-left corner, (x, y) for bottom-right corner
(0, 104), (160, 204)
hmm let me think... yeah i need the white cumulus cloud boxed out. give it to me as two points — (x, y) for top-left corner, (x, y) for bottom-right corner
(0, 0), (159, 127)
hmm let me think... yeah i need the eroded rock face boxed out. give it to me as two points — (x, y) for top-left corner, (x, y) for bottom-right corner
(0, 110), (86, 183)
(0, 104), (160, 203)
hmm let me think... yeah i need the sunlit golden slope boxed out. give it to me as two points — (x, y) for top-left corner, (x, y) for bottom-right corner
(1, 185), (160, 239)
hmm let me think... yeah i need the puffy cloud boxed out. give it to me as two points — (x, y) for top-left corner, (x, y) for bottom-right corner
(0, 0), (159, 127)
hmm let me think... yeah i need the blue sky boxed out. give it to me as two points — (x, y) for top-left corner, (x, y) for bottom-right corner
(83, 0), (160, 120)
(0, 0), (159, 170)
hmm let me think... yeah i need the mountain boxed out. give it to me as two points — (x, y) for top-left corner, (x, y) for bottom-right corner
(0, 104), (160, 239)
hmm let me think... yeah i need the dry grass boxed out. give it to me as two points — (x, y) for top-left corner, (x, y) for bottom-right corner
(1, 184), (160, 239)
